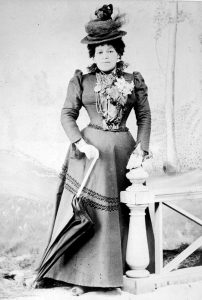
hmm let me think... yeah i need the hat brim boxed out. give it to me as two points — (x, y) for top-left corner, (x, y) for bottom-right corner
(80, 31), (127, 44)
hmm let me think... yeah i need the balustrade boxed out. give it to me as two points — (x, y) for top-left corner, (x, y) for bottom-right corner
(121, 146), (202, 294)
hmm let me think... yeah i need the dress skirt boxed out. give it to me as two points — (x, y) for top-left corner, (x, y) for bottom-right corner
(44, 125), (136, 287)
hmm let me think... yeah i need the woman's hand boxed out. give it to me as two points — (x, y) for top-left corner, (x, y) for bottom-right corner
(75, 139), (99, 160)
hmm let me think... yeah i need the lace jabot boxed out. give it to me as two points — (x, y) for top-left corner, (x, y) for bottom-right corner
(94, 70), (134, 130)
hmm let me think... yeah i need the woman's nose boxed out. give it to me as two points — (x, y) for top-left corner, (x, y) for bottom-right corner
(103, 51), (109, 59)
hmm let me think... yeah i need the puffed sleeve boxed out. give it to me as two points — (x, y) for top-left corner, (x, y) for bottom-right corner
(61, 69), (83, 143)
(133, 71), (151, 152)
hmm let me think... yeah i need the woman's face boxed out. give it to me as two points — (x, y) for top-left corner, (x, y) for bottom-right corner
(93, 44), (119, 72)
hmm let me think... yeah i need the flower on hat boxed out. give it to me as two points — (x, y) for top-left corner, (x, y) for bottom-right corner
(95, 4), (113, 21)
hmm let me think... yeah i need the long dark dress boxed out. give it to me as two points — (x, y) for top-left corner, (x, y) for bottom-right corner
(38, 69), (151, 288)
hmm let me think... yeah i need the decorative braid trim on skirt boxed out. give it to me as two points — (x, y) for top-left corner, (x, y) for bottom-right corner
(64, 173), (119, 212)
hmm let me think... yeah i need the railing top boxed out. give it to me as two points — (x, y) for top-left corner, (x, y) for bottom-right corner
(121, 186), (202, 205)
(146, 170), (202, 203)
(121, 170), (202, 204)
(150, 186), (202, 203)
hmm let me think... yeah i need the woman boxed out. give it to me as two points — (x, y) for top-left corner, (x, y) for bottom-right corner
(35, 4), (151, 296)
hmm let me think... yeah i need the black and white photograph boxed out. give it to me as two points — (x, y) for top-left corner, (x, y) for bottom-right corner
(0, 0), (202, 299)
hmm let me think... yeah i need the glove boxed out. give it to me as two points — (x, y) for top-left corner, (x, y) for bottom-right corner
(75, 138), (99, 160)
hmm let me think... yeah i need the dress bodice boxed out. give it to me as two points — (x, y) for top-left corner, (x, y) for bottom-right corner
(81, 72), (135, 128)
(61, 69), (151, 152)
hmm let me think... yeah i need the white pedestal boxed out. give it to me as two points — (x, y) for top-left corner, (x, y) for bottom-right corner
(121, 166), (150, 278)
(121, 193), (150, 278)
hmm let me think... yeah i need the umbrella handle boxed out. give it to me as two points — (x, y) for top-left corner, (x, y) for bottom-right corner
(76, 153), (99, 198)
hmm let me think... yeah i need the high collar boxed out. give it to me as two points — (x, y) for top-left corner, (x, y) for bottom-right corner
(98, 67), (116, 75)
(88, 60), (128, 76)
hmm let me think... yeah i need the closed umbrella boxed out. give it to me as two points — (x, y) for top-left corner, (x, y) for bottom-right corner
(35, 154), (98, 282)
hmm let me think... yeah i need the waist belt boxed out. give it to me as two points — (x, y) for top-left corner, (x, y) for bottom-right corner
(88, 123), (129, 132)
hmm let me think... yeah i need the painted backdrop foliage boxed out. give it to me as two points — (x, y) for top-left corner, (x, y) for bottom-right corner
(0, 0), (201, 173)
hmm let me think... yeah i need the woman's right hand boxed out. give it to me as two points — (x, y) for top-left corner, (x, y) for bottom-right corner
(75, 139), (99, 160)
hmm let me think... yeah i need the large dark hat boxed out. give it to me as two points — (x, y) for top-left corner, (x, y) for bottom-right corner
(81, 4), (127, 44)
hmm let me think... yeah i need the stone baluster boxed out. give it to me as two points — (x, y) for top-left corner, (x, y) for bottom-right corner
(121, 145), (151, 278)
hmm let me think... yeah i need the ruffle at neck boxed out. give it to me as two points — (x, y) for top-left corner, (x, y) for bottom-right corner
(87, 60), (128, 77)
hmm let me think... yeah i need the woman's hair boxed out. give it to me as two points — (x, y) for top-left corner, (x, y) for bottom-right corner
(87, 38), (125, 58)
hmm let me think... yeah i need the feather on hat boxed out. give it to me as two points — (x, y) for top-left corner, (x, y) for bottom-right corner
(81, 4), (127, 44)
